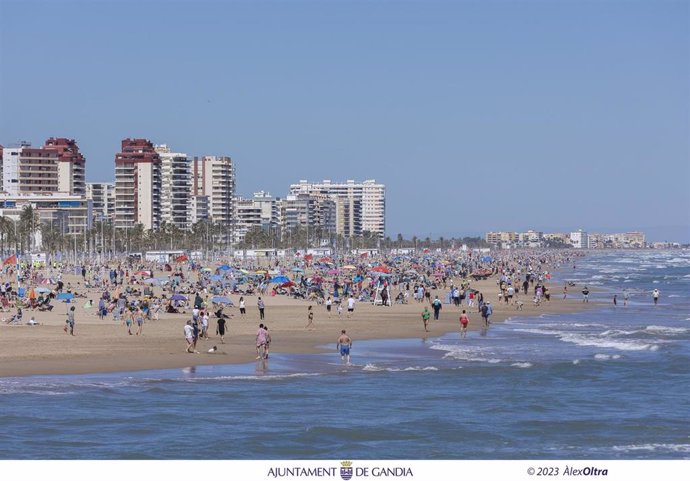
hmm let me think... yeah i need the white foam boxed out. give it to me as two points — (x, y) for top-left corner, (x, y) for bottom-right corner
(560, 333), (657, 351)
(572, 359), (580, 365)
(612, 443), (690, 454)
(362, 363), (384, 372)
(511, 362), (533, 368)
(594, 354), (621, 360)
(645, 325), (689, 335)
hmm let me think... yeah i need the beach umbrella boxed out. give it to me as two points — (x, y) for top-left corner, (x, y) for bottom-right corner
(311, 276), (323, 283)
(481, 256), (493, 263)
(342, 265), (356, 270)
(319, 257), (332, 262)
(40, 278), (55, 285)
(291, 267), (304, 273)
(175, 255), (189, 263)
(255, 270), (267, 274)
(211, 296), (233, 305)
(35, 287), (51, 294)
(327, 269), (339, 275)
(134, 270), (151, 276)
(56, 292), (74, 301)
(239, 269), (249, 274)
(280, 281), (296, 288)
(372, 265), (390, 273)
(201, 267), (212, 272)
(210, 274), (224, 281)
(271, 276), (290, 284)
(27, 288), (37, 299)
(218, 264), (231, 271)
(171, 294), (187, 301)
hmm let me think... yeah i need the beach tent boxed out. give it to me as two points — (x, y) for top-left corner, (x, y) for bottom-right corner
(56, 292), (74, 301)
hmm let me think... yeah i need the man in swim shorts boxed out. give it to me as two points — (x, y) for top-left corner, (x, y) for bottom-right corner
(337, 329), (352, 364)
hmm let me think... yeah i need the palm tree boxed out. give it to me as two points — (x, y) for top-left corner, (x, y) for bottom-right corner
(19, 206), (39, 253)
(0, 216), (15, 256)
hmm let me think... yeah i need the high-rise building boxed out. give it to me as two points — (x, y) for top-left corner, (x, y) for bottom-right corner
(114, 138), (162, 231)
(234, 191), (282, 243)
(288, 179), (385, 238)
(86, 182), (115, 222)
(283, 193), (336, 236)
(191, 156), (235, 226)
(156, 144), (191, 230)
(45, 137), (87, 197)
(570, 230), (589, 249)
(2, 138), (86, 196)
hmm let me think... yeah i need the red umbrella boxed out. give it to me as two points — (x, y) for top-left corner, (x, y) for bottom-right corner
(175, 255), (188, 263)
(134, 270), (151, 276)
(280, 281), (296, 288)
(372, 266), (390, 274)
(319, 257), (332, 262)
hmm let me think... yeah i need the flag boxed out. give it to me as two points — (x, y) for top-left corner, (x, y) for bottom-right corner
(3, 254), (17, 266)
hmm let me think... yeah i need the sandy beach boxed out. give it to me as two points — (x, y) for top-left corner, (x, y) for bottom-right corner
(0, 270), (589, 378)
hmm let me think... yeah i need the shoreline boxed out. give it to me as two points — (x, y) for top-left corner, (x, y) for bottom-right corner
(0, 275), (594, 378)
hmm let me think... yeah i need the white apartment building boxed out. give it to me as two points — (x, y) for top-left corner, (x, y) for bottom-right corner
(570, 230), (589, 249)
(234, 191), (282, 243)
(283, 193), (336, 236)
(192, 156), (235, 226)
(86, 182), (115, 222)
(288, 179), (385, 238)
(156, 144), (191, 230)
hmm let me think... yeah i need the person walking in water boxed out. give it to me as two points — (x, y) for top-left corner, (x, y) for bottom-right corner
(432, 295), (442, 320)
(337, 330), (352, 365)
(652, 288), (660, 305)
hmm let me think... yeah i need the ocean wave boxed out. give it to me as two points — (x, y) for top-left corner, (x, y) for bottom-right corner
(182, 373), (322, 382)
(561, 333), (659, 351)
(612, 443), (690, 454)
(511, 362), (533, 368)
(594, 354), (621, 360)
(429, 343), (502, 364)
(360, 364), (439, 372)
(645, 325), (689, 335)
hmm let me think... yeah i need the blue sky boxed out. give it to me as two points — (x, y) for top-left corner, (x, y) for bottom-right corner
(1, 0), (688, 242)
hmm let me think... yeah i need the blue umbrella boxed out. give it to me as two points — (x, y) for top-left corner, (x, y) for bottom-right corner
(35, 287), (51, 294)
(271, 276), (290, 284)
(171, 294), (187, 301)
(218, 265), (232, 271)
(481, 256), (493, 263)
(210, 274), (224, 281)
(211, 296), (233, 305)
(57, 292), (74, 300)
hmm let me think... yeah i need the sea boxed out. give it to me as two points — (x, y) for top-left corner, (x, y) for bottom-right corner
(1, 250), (689, 460)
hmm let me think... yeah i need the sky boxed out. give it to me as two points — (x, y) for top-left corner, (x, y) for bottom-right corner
(1, 0), (688, 242)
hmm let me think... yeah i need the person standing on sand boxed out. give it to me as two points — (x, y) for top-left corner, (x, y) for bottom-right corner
(432, 295), (442, 320)
(65, 306), (76, 336)
(184, 320), (196, 353)
(256, 323), (267, 359)
(582, 286), (590, 303)
(563, 284), (568, 299)
(216, 316), (227, 344)
(326, 297), (332, 317)
(263, 326), (272, 359)
(459, 310), (469, 338)
(257, 297), (265, 320)
(239, 297), (246, 317)
(135, 308), (145, 335)
(305, 305), (315, 330)
(652, 288), (660, 305)
(421, 306), (431, 332)
(347, 295), (355, 318)
(337, 329), (352, 364)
